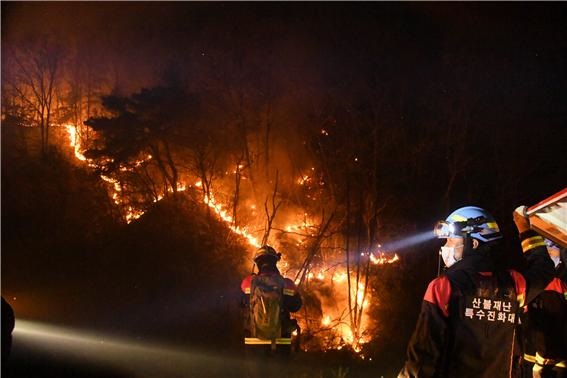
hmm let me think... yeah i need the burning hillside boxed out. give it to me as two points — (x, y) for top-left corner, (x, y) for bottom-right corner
(64, 111), (400, 355)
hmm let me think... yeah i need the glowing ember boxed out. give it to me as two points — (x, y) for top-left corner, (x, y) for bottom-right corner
(297, 175), (311, 185)
(125, 207), (145, 223)
(370, 252), (400, 265)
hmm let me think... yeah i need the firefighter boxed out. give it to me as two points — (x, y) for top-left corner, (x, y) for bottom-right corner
(1, 296), (15, 362)
(398, 206), (555, 378)
(515, 209), (567, 378)
(240, 245), (302, 377)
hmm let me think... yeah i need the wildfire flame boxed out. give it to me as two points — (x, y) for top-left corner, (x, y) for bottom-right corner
(370, 251), (400, 265)
(64, 122), (399, 354)
(201, 189), (261, 248)
(66, 125), (87, 161)
(66, 124), (171, 223)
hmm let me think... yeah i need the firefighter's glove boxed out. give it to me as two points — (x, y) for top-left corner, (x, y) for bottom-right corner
(513, 206), (530, 234)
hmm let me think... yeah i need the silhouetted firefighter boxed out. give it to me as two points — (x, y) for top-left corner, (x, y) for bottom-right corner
(2, 297), (15, 362)
(519, 237), (567, 378)
(240, 245), (302, 377)
(514, 200), (567, 378)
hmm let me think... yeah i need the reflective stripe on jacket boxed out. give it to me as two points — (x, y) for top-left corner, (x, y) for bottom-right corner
(244, 337), (292, 345)
(524, 352), (567, 368)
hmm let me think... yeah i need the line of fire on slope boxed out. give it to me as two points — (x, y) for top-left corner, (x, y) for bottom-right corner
(62, 123), (407, 356)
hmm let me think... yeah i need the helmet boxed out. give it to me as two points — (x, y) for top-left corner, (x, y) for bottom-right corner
(545, 238), (562, 268)
(434, 206), (502, 242)
(253, 245), (281, 264)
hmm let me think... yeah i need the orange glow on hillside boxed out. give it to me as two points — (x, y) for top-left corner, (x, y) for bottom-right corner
(64, 122), (399, 354)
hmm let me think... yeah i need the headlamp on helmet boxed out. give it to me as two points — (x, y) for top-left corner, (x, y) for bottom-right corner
(434, 206), (502, 242)
(434, 216), (488, 238)
(434, 221), (456, 238)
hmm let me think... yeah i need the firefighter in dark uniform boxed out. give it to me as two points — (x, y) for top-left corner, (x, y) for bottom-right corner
(2, 296), (15, 362)
(398, 206), (555, 378)
(515, 211), (567, 378)
(240, 245), (302, 377)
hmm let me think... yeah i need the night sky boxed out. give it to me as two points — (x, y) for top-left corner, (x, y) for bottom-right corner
(3, 3), (566, 126)
(2, 2), (567, 377)
(4, 3), (566, 105)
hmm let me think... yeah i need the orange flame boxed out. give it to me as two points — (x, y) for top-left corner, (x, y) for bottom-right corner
(202, 189), (261, 248)
(370, 252), (400, 265)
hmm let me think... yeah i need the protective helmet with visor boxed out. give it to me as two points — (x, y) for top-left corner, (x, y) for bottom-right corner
(545, 238), (562, 268)
(434, 206), (502, 268)
(434, 206), (502, 242)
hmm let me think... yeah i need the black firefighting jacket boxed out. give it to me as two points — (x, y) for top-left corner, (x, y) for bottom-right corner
(519, 231), (567, 369)
(399, 237), (554, 378)
(522, 276), (567, 364)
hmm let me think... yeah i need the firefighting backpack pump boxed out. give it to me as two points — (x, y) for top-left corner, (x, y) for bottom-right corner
(248, 246), (285, 348)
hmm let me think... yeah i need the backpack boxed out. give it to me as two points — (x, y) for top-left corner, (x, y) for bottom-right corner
(249, 273), (285, 341)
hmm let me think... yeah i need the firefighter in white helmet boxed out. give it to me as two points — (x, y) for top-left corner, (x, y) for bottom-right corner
(399, 206), (555, 378)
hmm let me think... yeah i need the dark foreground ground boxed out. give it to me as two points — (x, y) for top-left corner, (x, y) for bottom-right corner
(3, 321), (255, 378)
(2, 319), (393, 378)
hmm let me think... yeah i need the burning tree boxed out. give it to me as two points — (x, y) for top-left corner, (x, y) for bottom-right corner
(83, 85), (200, 215)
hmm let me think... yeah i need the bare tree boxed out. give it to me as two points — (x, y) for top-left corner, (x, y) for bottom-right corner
(260, 170), (283, 246)
(4, 35), (64, 156)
